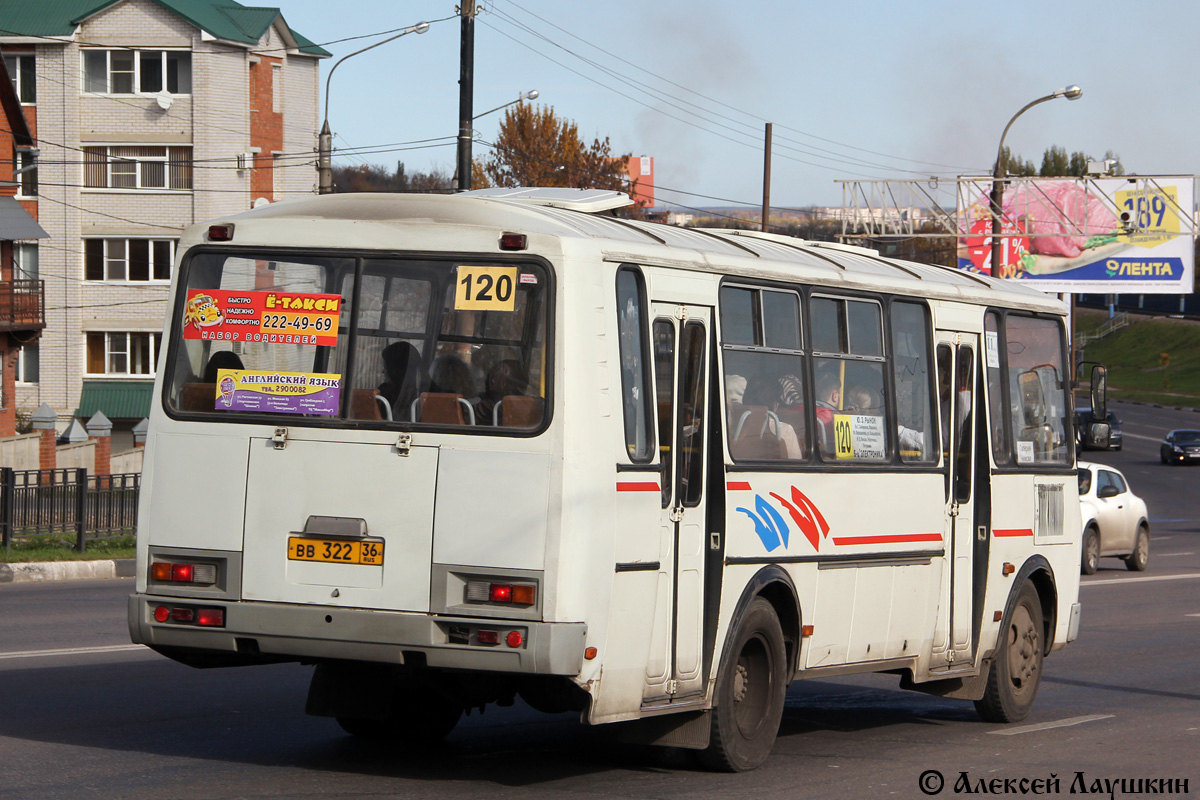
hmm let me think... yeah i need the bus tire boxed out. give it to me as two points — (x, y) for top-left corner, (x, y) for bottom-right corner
(700, 597), (787, 772)
(974, 582), (1043, 723)
(337, 684), (462, 742)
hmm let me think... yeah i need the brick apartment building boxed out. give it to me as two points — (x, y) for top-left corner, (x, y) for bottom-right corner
(0, 0), (327, 448)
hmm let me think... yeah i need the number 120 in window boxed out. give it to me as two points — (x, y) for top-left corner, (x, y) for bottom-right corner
(456, 266), (518, 311)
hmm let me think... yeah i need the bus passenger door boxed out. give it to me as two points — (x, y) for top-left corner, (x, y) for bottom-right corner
(936, 337), (978, 666)
(645, 305), (711, 704)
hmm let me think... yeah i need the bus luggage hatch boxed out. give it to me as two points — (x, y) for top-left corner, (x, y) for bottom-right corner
(239, 436), (439, 612)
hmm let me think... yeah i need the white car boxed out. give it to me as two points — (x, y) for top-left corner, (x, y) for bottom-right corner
(1078, 461), (1150, 574)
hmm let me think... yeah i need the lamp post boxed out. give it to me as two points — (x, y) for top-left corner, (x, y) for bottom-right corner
(453, 90), (539, 191)
(990, 85), (1082, 276)
(318, 21), (430, 195)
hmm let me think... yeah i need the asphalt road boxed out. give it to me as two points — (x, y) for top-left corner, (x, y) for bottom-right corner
(1, 398), (1196, 799)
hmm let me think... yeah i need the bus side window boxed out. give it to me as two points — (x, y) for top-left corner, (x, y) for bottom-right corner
(616, 268), (653, 460)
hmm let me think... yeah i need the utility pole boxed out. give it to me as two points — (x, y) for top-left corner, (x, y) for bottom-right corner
(761, 122), (772, 232)
(456, 0), (477, 192)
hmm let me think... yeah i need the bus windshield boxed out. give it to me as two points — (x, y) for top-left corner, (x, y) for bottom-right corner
(165, 251), (549, 430)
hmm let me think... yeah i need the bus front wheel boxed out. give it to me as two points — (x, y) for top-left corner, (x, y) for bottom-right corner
(701, 597), (787, 772)
(974, 582), (1043, 723)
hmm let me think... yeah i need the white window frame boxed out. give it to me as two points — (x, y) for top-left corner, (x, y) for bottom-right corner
(86, 331), (162, 377)
(83, 145), (193, 191)
(14, 150), (37, 197)
(81, 49), (192, 95)
(4, 53), (35, 104)
(271, 63), (282, 112)
(13, 241), (38, 281)
(83, 238), (177, 283)
(15, 342), (38, 385)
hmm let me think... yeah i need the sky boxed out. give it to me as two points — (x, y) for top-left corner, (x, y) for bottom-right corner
(276, 0), (1200, 213)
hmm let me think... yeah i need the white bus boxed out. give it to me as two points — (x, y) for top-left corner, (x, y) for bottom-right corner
(130, 188), (1089, 771)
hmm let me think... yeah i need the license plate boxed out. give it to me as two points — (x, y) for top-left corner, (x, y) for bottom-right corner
(287, 537), (384, 565)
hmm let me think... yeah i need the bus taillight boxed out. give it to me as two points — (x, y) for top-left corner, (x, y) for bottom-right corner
(466, 580), (536, 606)
(150, 561), (217, 585)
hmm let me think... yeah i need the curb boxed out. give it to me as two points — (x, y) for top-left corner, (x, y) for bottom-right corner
(0, 558), (136, 584)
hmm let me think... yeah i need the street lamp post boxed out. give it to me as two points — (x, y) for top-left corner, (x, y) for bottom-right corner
(318, 21), (430, 195)
(990, 85), (1082, 276)
(453, 90), (539, 192)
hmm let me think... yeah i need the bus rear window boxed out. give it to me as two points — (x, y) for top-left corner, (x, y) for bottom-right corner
(166, 252), (549, 432)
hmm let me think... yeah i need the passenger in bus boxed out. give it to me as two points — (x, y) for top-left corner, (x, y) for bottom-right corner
(737, 373), (802, 459)
(378, 341), (426, 420)
(429, 353), (477, 399)
(477, 359), (531, 425)
(202, 350), (244, 382)
(814, 370), (841, 456)
(847, 383), (926, 456)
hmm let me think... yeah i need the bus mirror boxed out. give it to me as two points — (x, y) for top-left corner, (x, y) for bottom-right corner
(1089, 420), (1111, 450)
(1090, 365), (1108, 421)
(1018, 371), (1045, 426)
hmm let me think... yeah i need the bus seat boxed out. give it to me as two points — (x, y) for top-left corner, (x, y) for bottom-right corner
(415, 393), (475, 425)
(181, 382), (216, 412)
(497, 395), (543, 427)
(350, 389), (384, 421)
(776, 407), (807, 452)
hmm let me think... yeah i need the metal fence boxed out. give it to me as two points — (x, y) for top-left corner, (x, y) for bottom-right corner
(0, 467), (140, 552)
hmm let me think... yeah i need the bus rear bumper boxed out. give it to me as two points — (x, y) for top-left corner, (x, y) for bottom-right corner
(128, 593), (586, 676)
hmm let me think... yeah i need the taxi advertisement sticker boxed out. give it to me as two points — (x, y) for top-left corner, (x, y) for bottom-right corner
(182, 289), (341, 346)
(215, 369), (341, 416)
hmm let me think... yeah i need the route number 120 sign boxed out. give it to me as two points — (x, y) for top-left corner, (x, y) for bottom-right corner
(455, 266), (517, 311)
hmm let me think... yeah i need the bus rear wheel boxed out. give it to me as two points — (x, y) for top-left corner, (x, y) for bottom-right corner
(337, 683), (462, 743)
(700, 597), (787, 772)
(974, 582), (1043, 723)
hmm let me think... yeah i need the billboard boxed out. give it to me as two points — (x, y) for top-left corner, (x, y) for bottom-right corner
(957, 176), (1194, 294)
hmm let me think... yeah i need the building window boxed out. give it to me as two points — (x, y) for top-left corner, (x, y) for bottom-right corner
(13, 149), (37, 197)
(84, 239), (175, 282)
(83, 146), (193, 190)
(271, 63), (282, 112)
(3, 54), (35, 103)
(86, 332), (161, 376)
(82, 50), (191, 94)
(13, 242), (37, 280)
(16, 342), (38, 384)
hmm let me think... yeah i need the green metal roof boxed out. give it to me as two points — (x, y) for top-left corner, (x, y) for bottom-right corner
(0, 0), (329, 56)
(75, 380), (154, 420)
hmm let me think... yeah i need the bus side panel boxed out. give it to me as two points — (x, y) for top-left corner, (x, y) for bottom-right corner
(143, 431), (250, 555)
(432, 448), (552, 571)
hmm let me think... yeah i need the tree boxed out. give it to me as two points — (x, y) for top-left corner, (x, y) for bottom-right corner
(475, 104), (633, 195)
(331, 161), (451, 193)
(998, 146), (1036, 176)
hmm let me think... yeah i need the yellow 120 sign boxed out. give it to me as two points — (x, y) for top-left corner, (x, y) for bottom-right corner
(455, 266), (518, 311)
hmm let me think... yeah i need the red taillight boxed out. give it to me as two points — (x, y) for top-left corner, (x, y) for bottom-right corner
(489, 584), (513, 603)
(151, 561), (216, 584)
(171, 607), (195, 622)
(506, 630), (523, 648)
(207, 224), (234, 241)
(476, 630), (499, 645)
(171, 563), (194, 583)
(499, 232), (527, 251)
(196, 608), (225, 627)
(154, 605), (170, 623)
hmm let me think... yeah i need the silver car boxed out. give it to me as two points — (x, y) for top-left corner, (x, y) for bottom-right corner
(1078, 461), (1150, 574)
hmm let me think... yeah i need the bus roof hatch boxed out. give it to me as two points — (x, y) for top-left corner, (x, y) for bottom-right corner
(463, 187), (634, 214)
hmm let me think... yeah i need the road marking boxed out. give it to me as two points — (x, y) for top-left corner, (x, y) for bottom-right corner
(1157, 552), (1194, 557)
(1121, 432), (1164, 443)
(990, 714), (1114, 736)
(0, 644), (147, 662)
(1187, 614), (1200, 618)
(1083, 573), (1200, 587)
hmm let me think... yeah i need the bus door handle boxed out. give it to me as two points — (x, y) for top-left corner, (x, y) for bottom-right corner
(669, 506), (684, 523)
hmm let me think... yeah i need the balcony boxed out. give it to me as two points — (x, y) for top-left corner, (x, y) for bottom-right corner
(0, 279), (45, 333)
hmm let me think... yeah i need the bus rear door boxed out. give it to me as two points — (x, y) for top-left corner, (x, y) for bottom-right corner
(645, 304), (711, 704)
